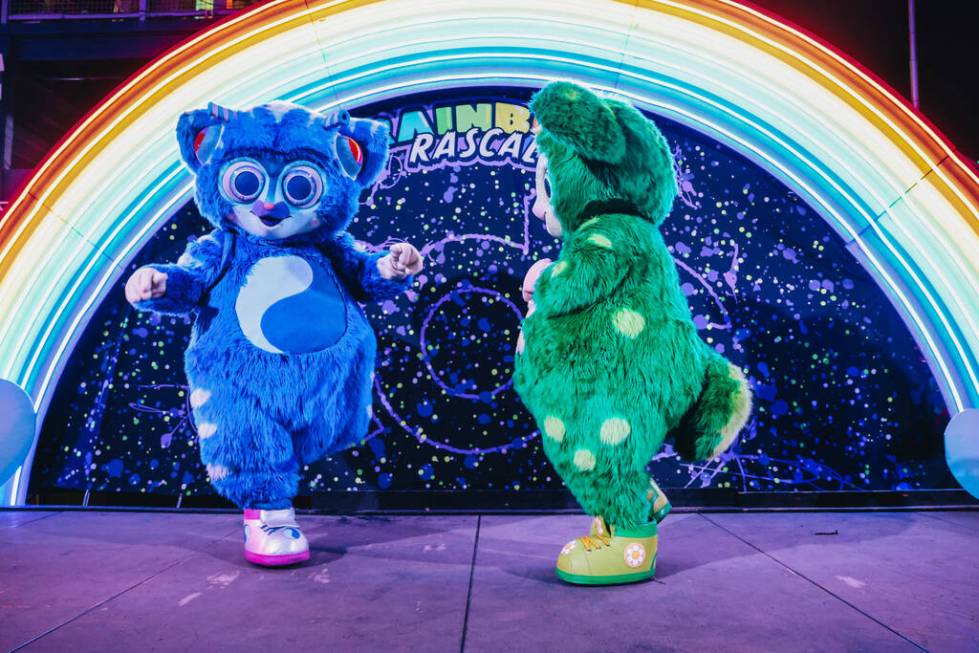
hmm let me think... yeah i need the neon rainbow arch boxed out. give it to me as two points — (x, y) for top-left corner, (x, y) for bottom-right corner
(2, 0), (978, 504)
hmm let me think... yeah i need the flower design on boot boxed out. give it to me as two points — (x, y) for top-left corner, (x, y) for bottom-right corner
(624, 543), (646, 568)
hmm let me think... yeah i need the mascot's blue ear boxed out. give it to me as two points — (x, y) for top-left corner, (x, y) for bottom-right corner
(176, 103), (236, 172)
(336, 116), (390, 188)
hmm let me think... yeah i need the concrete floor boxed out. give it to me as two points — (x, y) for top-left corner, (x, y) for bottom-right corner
(1, 509), (977, 653)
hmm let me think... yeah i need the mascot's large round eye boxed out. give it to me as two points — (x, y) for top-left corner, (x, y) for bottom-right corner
(222, 160), (266, 203)
(282, 165), (324, 208)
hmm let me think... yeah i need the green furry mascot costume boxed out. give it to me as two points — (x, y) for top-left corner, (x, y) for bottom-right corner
(514, 82), (753, 585)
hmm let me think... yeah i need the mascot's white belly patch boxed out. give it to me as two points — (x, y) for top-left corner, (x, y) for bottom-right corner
(235, 255), (347, 354)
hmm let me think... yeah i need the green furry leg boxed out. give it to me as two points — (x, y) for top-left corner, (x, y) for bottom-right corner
(543, 421), (662, 585)
(588, 477), (668, 537)
(543, 431), (659, 530)
(673, 355), (753, 461)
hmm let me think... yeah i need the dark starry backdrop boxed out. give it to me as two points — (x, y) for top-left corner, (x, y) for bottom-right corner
(31, 88), (952, 503)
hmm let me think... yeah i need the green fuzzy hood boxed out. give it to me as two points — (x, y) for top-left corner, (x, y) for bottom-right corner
(530, 81), (678, 235)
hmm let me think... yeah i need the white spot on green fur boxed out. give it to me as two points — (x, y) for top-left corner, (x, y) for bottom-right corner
(551, 261), (568, 277)
(613, 309), (645, 338)
(587, 234), (612, 249)
(544, 416), (566, 442)
(580, 217), (602, 229)
(573, 449), (596, 471)
(600, 417), (631, 445)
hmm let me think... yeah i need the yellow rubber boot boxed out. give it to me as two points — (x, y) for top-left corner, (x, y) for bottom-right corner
(556, 517), (657, 586)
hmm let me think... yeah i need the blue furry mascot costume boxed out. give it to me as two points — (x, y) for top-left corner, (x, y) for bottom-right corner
(125, 102), (423, 566)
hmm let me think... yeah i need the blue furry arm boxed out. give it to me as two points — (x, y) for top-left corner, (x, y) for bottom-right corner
(134, 264), (205, 314)
(321, 233), (412, 303)
(133, 231), (226, 314)
(533, 217), (633, 317)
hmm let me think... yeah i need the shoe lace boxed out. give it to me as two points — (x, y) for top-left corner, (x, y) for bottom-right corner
(580, 533), (612, 551)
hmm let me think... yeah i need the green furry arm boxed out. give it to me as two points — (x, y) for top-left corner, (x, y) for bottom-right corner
(533, 216), (634, 317)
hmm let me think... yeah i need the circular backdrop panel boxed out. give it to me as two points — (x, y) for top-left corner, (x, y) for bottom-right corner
(30, 88), (951, 499)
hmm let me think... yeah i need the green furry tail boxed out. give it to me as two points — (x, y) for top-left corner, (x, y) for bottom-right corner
(672, 355), (752, 461)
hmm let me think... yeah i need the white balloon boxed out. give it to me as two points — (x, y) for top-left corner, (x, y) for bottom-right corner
(945, 408), (979, 500)
(0, 379), (35, 486)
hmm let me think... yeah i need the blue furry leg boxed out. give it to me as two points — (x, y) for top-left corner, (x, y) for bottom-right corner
(188, 382), (299, 509)
(293, 342), (376, 463)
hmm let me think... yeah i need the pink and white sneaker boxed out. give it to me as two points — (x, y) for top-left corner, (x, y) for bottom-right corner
(242, 508), (310, 567)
